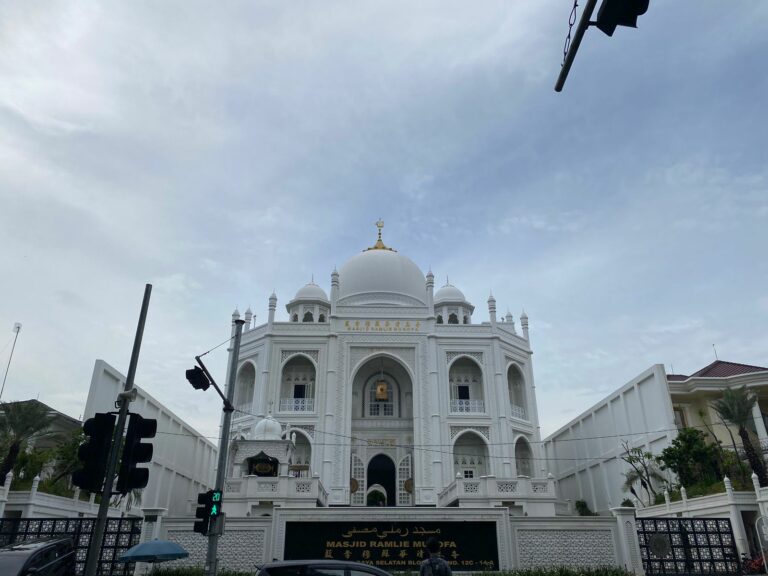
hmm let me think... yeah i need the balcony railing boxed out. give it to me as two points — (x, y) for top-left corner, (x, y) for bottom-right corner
(279, 398), (315, 412)
(450, 399), (485, 414)
(509, 404), (527, 420)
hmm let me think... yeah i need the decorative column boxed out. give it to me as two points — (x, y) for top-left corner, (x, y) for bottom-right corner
(487, 293), (497, 327)
(244, 307), (253, 330)
(724, 476), (749, 556)
(267, 293), (277, 328)
(0, 472), (12, 517)
(752, 402), (768, 448)
(520, 310), (529, 340)
(330, 269), (339, 316)
(611, 506), (645, 575)
(426, 270), (434, 317)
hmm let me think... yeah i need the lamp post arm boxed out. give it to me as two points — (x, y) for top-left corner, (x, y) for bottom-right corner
(195, 356), (235, 413)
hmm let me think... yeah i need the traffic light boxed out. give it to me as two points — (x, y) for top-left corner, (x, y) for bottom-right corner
(72, 413), (116, 493)
(115, 413), (157, 494)
(595, 0), (650, 36)
(185, 366), (211, 391)
(193, 489), (223, 535)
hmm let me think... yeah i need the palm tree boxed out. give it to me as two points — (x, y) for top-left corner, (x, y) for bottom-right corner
(0, 401), (58, 485)
(711, 387), (768, 486)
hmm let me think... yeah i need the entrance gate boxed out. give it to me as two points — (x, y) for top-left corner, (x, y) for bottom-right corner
(637, 517), (741, 576)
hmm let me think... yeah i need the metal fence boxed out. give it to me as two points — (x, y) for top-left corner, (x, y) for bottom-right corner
(638, 517), (741, 576)
(0, 517), (142, 575)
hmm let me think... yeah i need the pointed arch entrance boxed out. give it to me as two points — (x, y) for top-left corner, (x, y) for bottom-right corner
(350, 354), (415, 506)
(367, 454), (396, 506)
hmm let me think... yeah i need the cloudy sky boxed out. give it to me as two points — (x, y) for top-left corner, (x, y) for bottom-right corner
(1, 1), (766, 442)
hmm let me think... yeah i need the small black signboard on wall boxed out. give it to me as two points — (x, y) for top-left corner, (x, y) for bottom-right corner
(284, 521), (498, 572)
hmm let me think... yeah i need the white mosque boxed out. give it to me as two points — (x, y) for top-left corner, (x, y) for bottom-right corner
(223, 222), (558, 516)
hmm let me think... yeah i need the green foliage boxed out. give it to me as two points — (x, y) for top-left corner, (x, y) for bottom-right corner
(0, 400), (59, 485)
(620, 440), (665, 506)
(9, 447), (53, 489)
(658, 428), (721, 486)
(575, 499), (598, 516)
(620, 498), (634, 507)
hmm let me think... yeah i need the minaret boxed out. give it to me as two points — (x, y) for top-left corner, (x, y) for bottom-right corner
(487, 292), (497, 326)
(231, 307), (241, 337)
(330, 267), (339, 316)
(268, 293), (277, 328)
(244, 307), (253, 329)
(505, 310), (516, 334)
(521, 310), (529, 340)
(426, 269), (434, 313)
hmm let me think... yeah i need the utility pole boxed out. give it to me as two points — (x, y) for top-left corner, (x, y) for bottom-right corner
(0, 322), (22, 401)
(206, 318), (244, 576)
(83, 284), (152, 576)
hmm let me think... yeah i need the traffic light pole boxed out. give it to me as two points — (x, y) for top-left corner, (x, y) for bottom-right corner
(206, 318), (244, 576)
(83, 284), (152, 576)
(555, 0), (598, 92)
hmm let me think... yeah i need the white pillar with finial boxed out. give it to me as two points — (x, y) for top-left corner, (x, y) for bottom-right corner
(244, 307), (253, 330)
(426, 270), (434, 316)
(330, 268), (339, 316)
(268, 293), (277, 328)
(521, 310), (529, 340)
(487, 292), (497, 327)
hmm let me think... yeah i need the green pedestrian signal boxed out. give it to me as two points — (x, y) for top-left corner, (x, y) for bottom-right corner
(210, 504), (218, 516)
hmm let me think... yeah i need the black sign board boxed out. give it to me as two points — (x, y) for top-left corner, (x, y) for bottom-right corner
(284, 521), (498, 572)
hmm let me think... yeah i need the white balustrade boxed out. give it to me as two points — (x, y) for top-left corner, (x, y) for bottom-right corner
(450, 399), (485, 413)
(509, 404), (527, 420)
(279, 397), (315, 412)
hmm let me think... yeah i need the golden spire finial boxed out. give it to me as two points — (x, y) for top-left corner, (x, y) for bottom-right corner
(364, 218), (396, 252)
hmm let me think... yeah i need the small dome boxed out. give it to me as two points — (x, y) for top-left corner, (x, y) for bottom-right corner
(293, 282), (329, 302)
(252, 413), (283, 441)
(434, 283), (466, 304)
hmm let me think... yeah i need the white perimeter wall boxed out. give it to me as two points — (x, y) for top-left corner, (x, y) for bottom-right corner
(84, 360), (217, 516)
(542, 364), (677, 513)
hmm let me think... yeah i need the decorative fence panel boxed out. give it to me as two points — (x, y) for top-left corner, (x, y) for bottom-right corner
(637, 517), (741, 576)
(0, 517), (142, 575)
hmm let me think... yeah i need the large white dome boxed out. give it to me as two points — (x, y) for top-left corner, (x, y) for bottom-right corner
(434, 283), (466, 304)
(338, 249), (427, 306)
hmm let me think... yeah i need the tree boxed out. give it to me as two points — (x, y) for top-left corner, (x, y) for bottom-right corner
(711, 387), (768, 486)
(658, 428), (721, 487)
(620, 440), (665, 506)
(0, 401), (58, 486)
(48, 428), (86, 486)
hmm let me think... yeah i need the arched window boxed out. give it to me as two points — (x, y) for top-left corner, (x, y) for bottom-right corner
(453, 432), (489, 478)
(235, 362), (256, 413)
(515, 438), (533, 477)
(463, 315), (469, 324)
(318, 313), (326, 323)
(436, 315), (443, 324)
(449, 358), (484, 413)
(302, 311), (314, 322)
(507, 365), (527, 420)
(448, 313), (459, 324)
(292, 313), (298, 322)
(279, 355), (316, 412)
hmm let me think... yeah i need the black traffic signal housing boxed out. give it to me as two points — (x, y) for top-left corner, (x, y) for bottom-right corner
(72, 413), (116, 493)
(115, 413), (157, 495)
(595, 0), (650, 36)
(185, 366), (211, 391)
(193, 489), (222, 535)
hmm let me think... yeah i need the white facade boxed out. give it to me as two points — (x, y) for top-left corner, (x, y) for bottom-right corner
(542, 364), (677, 513)
(224, 223), (545, 511)
(84, 360), (218, 516)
